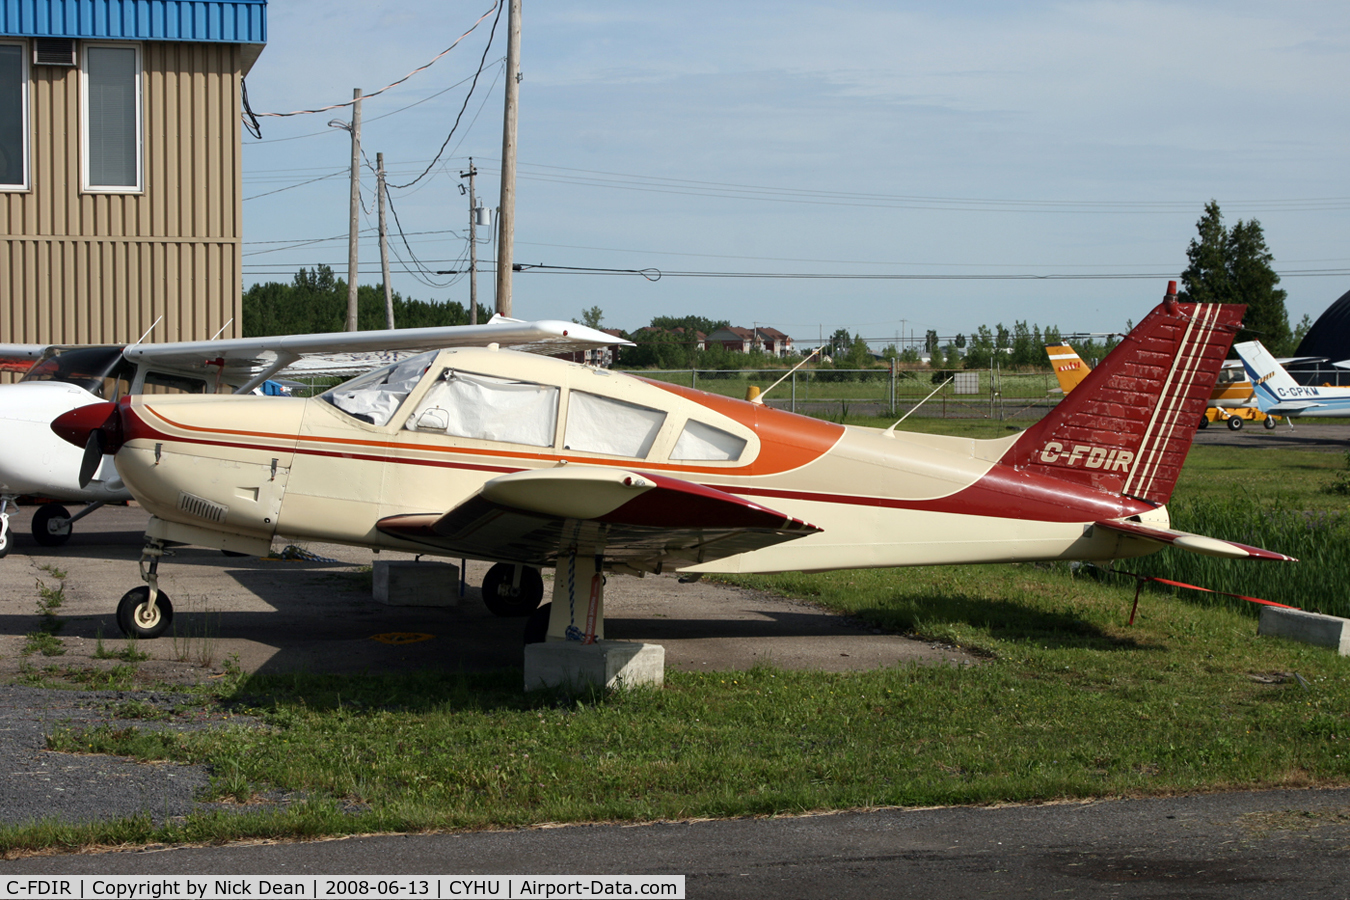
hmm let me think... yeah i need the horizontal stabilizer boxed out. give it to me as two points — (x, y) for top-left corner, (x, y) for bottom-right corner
(377, 466), (820, 569)
(1094, 518), (1296, 562)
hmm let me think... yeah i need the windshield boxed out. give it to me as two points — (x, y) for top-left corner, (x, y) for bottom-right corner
(321, 350), (438, 426)
(21, 346), (134, 397)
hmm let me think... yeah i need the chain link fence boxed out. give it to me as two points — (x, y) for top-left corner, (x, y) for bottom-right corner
(629, 366), (1062, 422)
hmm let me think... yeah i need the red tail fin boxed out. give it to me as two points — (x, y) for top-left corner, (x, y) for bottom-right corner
(1005, 289), (1243, 506)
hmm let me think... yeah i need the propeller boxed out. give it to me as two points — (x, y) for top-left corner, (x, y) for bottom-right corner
(51, 401), (126, 488)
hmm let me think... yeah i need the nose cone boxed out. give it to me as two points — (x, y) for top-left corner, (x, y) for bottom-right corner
(51, 400), (119, 449)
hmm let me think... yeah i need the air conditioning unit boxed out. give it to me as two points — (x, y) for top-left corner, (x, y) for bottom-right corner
(33, 39), (76, 67)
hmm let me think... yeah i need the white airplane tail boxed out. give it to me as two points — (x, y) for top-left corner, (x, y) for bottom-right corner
(1232, 340), (1298, 409)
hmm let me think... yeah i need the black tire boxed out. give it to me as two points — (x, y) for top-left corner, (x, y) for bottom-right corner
(31, 503), (72, 547)
(1197, 415), (1209, 429)
(0, 526), (10, 559)
(115, 586), (174, 639)
(1263, 415), (1278, 430)
(482, 563), (545, 617)
(524, 602), (551, 645)
(1227, 415), (1244, 431)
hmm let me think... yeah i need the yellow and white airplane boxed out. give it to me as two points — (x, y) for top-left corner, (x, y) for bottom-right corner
(0, 317), (625, 556)
(1045, 340), (1276, 431)
(53, 286), (1294, 641)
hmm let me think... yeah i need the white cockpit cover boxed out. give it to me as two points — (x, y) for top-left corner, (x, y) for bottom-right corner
(324, 351), (436, 426)
(410, 371), (558, 447)
(563, 391), (666, 458)
(671, 419), (747, 461)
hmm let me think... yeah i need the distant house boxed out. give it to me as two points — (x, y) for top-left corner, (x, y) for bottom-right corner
(756, 326), (793, 357)
(0, 0), (267, 358)
(707, 326), (757, 352)
(706, 325), (795, 356)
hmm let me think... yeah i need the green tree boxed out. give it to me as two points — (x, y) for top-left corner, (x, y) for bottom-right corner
(576, 306), (604, 329)
(242, 266), (467, 336)
(1179, 201), (1290, 353)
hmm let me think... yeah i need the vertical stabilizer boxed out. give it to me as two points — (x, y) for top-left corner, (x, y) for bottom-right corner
(1045, 342), (1091, 394)
(1005, 286), (1244, 506)
(1233, 340), (1298, 410)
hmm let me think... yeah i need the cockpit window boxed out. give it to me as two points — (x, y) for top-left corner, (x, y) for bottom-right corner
(407, 370), (559, 447)
(671, 420), (747, 461)
(322, 350), (437, 426)
(563, 391), (666, 458)
(22, 346), (134, 398)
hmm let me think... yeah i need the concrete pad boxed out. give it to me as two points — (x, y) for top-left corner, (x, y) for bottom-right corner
(373, 560), (460, 606)
(1258, 606), (1350, 655)
(525, 640), (664, 691)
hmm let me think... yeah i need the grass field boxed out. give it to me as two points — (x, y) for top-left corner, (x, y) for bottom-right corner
(2, 416), (1348, 854)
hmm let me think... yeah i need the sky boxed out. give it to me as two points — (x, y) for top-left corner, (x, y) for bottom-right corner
(240, 1), (1350, 348)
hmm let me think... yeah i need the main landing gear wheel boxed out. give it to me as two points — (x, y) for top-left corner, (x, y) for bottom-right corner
(1197, 415), (1209, 430)
(1227, 415), (1244, 431)
(482, 563), (545, 617)
(31, 503), (73, 547)
(1263, 416), (1278, 430)
(524, 602), (551, 645)
(116, 586), (174, 639)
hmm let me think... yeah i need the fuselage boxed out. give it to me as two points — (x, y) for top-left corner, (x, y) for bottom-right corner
(106, 346), (1170, 573)
(0, 382), (126, 500)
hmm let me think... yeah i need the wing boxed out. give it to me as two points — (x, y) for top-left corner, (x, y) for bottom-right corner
(0, 343), (50, 373)
(121, 317), (632, 386)
(1094, 518), (1296, 561)
(376, 466), (820, 572)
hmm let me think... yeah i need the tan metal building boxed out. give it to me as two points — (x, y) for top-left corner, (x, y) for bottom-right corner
(0, 0), (266, 357)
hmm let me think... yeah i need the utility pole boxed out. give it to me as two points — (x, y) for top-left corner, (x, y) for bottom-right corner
(376, 152), (394, 329)
(345, 88), (363, 332)
(461, 159), (480, 325)
(495, 0), (521, 318)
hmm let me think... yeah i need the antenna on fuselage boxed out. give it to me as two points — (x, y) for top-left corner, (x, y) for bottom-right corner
(883, 377), (954, 438)
(745, 347), (822, 405)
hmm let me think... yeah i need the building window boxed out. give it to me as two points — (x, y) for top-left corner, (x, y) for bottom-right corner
(82, 44), (141, 192)
(0, 43), (27, 189)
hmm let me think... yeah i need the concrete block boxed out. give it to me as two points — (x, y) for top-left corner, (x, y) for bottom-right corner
(373, 560), (460, 607)
(524, 640), (665, 692)
(1258, 606), (1350, 655)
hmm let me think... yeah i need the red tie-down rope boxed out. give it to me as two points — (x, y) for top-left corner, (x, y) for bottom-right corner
(1107, 568), (1299, 625)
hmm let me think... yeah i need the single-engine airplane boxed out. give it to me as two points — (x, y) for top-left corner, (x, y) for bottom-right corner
(53, 285), (1295, 642)
(1045, 341), (1275, 430)
(1234, 339), (1350, 419)
(0, 317), (625, 556)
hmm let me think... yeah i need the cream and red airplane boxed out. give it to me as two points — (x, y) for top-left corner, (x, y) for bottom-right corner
(53, 285), (1294, 642)
(1045, 340), (1276, 431)
(0, 317), (624, 557)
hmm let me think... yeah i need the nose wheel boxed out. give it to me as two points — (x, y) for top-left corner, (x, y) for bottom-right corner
(31, 503), (73, 547)
(117, 538), (174, 638)
(116, 586), (175, 639)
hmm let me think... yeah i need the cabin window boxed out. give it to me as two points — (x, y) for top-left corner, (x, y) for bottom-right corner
(82, 44), (142, 192)
(0, 43), (27, 189)
(406, 370), (558, 447)
(563, 391), (666, 458)
(671, 420), (747, 461)
(323, 350), (436, 426)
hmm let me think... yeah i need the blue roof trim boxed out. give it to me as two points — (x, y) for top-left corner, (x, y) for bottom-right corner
(0, 1), (266, 44)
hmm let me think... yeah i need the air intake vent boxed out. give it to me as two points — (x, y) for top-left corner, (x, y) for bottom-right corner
(177, 492), (228, 523)
(33, 39), (76, 67)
